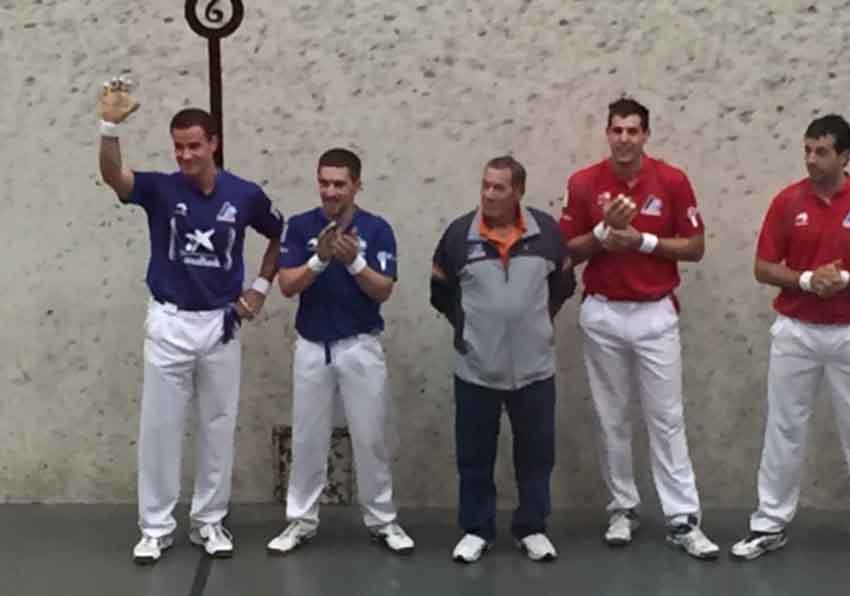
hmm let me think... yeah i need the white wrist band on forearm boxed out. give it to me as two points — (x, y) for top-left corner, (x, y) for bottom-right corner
(99, 120), (121, 138)
(799, 271), (814, 292)
(593, 221), (610, 242)
(307, 254), (329, 273)
(639, 233), (659, 254)
(347, 254), (367, 275)
(251, 277), (270, 296)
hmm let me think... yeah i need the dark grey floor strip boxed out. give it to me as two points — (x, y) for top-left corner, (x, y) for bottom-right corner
(188, 553), (212, 596)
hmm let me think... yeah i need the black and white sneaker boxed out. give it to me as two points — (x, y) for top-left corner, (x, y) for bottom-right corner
(730, 530), (788, 561)
(666, 516), (719, 560)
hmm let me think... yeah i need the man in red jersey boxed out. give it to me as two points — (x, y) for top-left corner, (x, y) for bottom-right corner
(560, 97), (718, 559)
(731, 114), (850, 561)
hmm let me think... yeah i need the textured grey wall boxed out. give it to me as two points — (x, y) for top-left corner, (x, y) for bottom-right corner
(2, 0), (849, 510)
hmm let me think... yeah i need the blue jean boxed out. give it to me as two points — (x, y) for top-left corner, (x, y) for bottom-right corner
(454, 375), (556, 541)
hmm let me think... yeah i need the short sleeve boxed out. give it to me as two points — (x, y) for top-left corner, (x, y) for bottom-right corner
(560, 174), (593, 240)
(249, 187), (284, 239)
(278, 217), (309, 269)
(756, 194), (788, 263)
(667, 170), (705, 237)
(367, 219), (398, 280)
(127, 171), (164, 209)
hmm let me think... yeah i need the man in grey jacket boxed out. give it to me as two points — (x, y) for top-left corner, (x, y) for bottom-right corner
(430, 156), (575, 563)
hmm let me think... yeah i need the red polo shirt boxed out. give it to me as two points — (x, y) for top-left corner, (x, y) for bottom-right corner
(756, 176), (850, 324)
(560, 156), (704, 300)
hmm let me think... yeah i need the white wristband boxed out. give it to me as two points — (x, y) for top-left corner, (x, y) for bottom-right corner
(99, 120), (121, 138)
(251, 277), (270, 296)
(639, 233), (659, 254)
(841, 270), (850, 286)
(593, 221), (610, 242)
(799, 270), (814, 292)
(347, 254), (367, 275)
(307, 254), (329, 273)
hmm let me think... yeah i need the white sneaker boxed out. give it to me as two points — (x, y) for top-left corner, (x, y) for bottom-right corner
(605, 510), (640, 546)
(730, 531), (788, 561)
(370, 522), (415, 554)
(667, 522), (719, 560)
(190, 523), (234, 558)
(516, 533), (557, 561)
(452, 534), (490, 563)
(266, 520), (317, 555)
(133, 533), (174, 565)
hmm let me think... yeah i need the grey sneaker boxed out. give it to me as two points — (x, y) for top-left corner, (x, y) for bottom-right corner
(730, 530), (788, 561)
(370, 522), (415, 554)
(133, 533), (174, 565)
(605, 510), (640, 546)
(667, 518), (719, 560)
(516, 533), (558, 561)
(189, 523), (234, 558)
(266, 520), (317, 555)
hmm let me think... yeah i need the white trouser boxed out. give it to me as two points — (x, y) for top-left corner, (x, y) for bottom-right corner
(138, 299), (241, 537)
(751, 315), (850, 532)
(579, 294), (701, 524)
(286, 333), (397, 529)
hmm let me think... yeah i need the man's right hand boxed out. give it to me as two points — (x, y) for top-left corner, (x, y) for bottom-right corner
(316, 221), (338, 261)
(603, 194), (637, 230)
(811, 260), (847, 298)
(98, 76), (140, 123)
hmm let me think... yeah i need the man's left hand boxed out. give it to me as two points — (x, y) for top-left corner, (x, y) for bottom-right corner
(237, 288), (266, 320)
(333, 232), (360, 266)
(602, 226), (642, 252)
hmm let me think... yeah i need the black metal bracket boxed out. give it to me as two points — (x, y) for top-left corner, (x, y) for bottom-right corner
(184, 0), (245, 167)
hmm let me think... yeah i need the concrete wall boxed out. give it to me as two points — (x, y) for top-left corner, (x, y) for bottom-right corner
(3, 0), (850, 510)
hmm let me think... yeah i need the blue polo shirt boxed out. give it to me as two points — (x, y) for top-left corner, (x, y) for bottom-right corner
(129, 170), (284, 310)
(279, 207), (397, 342)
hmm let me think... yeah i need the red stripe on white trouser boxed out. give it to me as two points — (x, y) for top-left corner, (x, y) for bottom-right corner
(138, 300), (241, 537)
(285, 334), (397, 528)
(579, 295), (701, 523)
(751, 315), (850, 532)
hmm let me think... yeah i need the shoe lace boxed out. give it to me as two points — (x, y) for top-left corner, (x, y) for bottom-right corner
(284, 521), (308, 538)
(206, 524), (233, 543)
(383, 523), (406, 538)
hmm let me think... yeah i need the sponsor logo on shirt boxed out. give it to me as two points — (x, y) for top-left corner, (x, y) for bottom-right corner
(640, 195), (663, 216)
(687, 206), (700, 228)
(216, 202), (238, 223)
(174, 202), (188, 217)
(377, 251), (395, 272)
(794, 212), (809, 227)
(181, 228), (222, 268)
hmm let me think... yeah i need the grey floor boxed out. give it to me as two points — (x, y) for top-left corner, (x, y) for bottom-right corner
(2, 505), (848, 596)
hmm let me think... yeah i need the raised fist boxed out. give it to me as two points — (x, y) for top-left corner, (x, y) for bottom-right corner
(97, 76), (140, 123)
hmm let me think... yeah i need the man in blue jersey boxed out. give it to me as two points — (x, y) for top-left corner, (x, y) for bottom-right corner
(266, 148), (414, 555)
(97, 78), (283, 564)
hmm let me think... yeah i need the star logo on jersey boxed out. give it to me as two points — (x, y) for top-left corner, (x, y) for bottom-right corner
(185, 229), (215, 253)
(794, 212), (809, 227)
(216, 202), (238, 223)
(640, 195), (663, 216)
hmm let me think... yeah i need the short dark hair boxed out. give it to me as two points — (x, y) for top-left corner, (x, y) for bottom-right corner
(607, 97), (650, 131)
(169, 108), (217, 140)
(318, 148), (362, 181)
(805, 114), (850, 154)
(485, 155), (526, 193)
